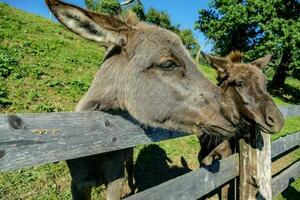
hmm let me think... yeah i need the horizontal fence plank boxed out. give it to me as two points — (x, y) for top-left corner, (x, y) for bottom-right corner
(272, 160), (300, 197)
(279, 105), (300, 118)
(0, 108), (298, 200)
(0, 108), (299, 171)
(124, 154), (239, 200)
(271, 132), (300, 159)
(0, 112), (189, 171)
(0, 105), (299, 172)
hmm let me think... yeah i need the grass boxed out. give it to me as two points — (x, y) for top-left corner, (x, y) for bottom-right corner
(0, 3), (104, 114)
(0, 3), (299, 200)
(271, 76), (300, 105)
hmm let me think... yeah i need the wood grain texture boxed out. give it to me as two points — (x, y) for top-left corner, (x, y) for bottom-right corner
(239, 129), (272, 200)
(271, 131), (300, 159)
(124, 154), (239, 200)
(272, 160), (300, 197)
(0, 105), (299, 199)
(0, 112), (188, 171)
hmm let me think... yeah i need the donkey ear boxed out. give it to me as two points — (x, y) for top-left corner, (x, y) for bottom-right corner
(250, 54), (272, 70)
(201, 51), (229, 79)
(45, 0), (131, 47)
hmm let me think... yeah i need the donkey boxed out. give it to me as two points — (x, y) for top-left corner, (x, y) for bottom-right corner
(197, 51), (285, 199)
(198, 51), (285, 166)
(46, 1), (240, 199)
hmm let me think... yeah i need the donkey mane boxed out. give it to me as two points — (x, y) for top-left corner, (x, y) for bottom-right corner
(227, 51), (243, 63)
(123, 11), (140, 26)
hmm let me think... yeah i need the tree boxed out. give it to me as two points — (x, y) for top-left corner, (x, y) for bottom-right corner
(178, 29), (200, 58)
(85, 0), (121, 15)
(195, 0), (300, 89)
(128, 0), (146, 21)
(84, 0), (200, 58)
(145, 8), (173, 30)
(144, 7), (200, 56)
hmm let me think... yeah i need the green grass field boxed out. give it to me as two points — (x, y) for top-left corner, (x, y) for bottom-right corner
(0, 3), (299, 200)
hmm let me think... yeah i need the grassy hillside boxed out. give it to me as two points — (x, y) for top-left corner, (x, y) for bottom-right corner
(0, 3), (299, 200)
(0, 3), (104, 113)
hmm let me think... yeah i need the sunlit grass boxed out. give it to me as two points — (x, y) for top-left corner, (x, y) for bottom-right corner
(0, 3), (299, 200)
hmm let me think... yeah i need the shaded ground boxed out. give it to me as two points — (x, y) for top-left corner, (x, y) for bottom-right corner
(270, 81), (300, 105)
(272, 147), (300, 200)
(281, 185), (300, 200)
(133, 144), (192, 192)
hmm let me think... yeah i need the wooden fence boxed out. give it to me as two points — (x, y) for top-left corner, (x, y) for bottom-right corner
(1, 105), (300, 199)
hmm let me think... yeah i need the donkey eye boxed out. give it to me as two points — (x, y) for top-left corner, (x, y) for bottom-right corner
(235, 81), (246, 87)
(159, 60), (179, 70)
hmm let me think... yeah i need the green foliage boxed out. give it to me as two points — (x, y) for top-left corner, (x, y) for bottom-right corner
(0, 46), (18, 107)
(0, 46), (18, 78)
(143, 8), (200, 57)
(28, 89), (41, 101)
(0, 3), (104, 113)
(33, 102), (61, 113)
(69, 79), (90, 92)
(146, 8), (173, 30)
(195, 0), (300, 86)
(83, 0), (200, 57)
(0, 79), (12, 107)
(85, 0), (121, 15)
(270, 76), (300, 105)
(98, 0), (121, 15)
(130, 0), (146, 21)
(85, 0), (95, 10)
(135, 6), (199, 56)
(178, 29), (200, 58)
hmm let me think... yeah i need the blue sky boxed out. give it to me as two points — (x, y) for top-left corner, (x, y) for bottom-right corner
(0, 0), (212, 51)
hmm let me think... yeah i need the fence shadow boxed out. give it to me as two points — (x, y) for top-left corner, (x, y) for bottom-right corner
(133, 144), (191, 192)
(270, 83), (300, 104)
(281, 178), (300, 200)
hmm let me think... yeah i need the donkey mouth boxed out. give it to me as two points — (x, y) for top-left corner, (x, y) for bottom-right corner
(258, 123), (284, 134)
(257, 124), (272, 133)
(240, 116), (284, 134)
(204, 125), (235, 138)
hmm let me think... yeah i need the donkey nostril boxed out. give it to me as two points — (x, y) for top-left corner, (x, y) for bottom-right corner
(266, 116), (275, 126)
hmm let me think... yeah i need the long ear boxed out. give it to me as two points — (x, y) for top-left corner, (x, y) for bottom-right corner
(45, 0), (131, 47)
(250, 54), (272, 70)
(201, 51), (230, 79)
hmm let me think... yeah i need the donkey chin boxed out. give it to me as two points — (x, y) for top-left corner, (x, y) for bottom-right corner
(204, 122), (238, 138)
(198, 113), (239, 138)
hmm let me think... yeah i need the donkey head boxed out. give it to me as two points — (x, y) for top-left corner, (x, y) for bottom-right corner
(202, 51), (285, 133)
(46, 0), (240, 137)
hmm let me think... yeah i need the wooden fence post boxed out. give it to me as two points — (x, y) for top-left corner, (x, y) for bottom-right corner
(239, 126), (272, 200)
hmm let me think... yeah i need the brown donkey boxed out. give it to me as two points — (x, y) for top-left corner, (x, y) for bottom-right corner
(198, 51), (285, 199)
(45, 1), (240, 199)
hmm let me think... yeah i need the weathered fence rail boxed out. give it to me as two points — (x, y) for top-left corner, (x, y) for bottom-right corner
(123, 131), (300, 200)
(1, 105), (300, 199)
(279, 105), (300, 118)
(271, 131), (300, 159)
(272, 160), (300, 197)
(0, 112), (188, 171)
(125, 154), (239, 200)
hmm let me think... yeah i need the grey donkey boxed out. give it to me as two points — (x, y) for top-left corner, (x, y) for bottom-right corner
(46, 0), (240, 199)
